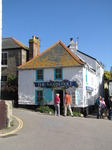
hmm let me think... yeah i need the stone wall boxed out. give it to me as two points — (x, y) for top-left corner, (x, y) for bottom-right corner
(0, 100), (13, 130)
(5, 100), (13, 128)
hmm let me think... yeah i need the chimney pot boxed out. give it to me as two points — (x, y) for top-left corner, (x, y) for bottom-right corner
(29, 35), (40, 60)
(70, 38), (73, 41)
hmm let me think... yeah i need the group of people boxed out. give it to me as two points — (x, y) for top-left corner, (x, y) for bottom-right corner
(54, 92), (73, 117)
(96, 96), (112, 120)
(54, 92), (112, 120)
(96, 96), (106, 119)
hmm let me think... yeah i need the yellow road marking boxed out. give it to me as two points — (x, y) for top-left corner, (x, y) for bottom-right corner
(0, 115), (23, 137)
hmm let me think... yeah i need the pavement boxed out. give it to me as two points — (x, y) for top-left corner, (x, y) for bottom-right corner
(0, 108), (109, 137)
(0, 108), (112, 150)
(0, 115), (23, 137)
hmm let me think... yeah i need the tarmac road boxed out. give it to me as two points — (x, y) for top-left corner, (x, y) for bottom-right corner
(0, 108), (112, 150)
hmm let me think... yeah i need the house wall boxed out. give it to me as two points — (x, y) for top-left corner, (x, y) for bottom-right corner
(18, 70), (35, 104)
(2, 48), (28, 86)
(18, 66), (84, 106)
(18, 65), (102, 108)
(22, 49), (28, 64)
(83, 66), (96, 107)
(96, 62), (104, 97)
(2, 49), (21, 76)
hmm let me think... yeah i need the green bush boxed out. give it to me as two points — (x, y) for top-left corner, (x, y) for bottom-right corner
(36, 105), (54, 114)
(73, 111), (81, 117)
(66, 109), (81, 117)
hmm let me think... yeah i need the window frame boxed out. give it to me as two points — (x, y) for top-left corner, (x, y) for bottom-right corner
(36, 69), (44, 81)
(2, 52), (8, 66)
(35, 90), (44, 104)
(1, 75), (7, 82)
(54, 68), (63, 80)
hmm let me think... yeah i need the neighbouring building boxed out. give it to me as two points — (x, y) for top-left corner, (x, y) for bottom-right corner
(2, 37), (29, 86)
(18, 36), (104, 114)
(109, 66), (112, 97)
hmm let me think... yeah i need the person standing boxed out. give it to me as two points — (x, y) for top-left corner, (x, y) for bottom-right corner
(54, 94), (60, 116)
(100, 97), (106, 118)
(109, 96), (112, 120)
(96, 96), (102, 119)
(64, 91), (73, 117)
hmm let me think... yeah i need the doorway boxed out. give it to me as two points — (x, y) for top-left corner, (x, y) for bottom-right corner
(54, 89), (64, 115)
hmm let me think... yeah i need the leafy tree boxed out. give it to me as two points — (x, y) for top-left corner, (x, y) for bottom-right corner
(104, 70), (111, 80)
(1, 74), (18, 100)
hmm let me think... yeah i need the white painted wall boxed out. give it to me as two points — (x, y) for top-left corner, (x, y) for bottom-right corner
(18, 67), (84, 106)
(83, 66), (96, 107)
(18, 70), (35, 104)
(18, 65), (103, 108)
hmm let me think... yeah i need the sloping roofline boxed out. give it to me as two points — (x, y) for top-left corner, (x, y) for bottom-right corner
(2, 37), (29, 50)
(77, 49), (104, 68)
(18, 40), (84, 69)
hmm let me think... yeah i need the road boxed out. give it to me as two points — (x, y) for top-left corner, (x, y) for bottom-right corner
(0, 108), (112, 150)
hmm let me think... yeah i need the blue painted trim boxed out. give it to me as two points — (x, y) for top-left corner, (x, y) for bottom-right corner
(86, 68), (88, 83)
(36, 69), (44, 81)
(35, 89), (44, 105)
(35, 90), (37, 104)
(44, 88), (52, 101)
(35, 69), (37, 81)
(54, 68), (63, 80)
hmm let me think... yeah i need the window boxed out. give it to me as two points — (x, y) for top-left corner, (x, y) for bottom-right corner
(54, 68), (62, 80)
(36, 69), (43, 81)
(1, 75), (7, 82)
(2, 52), (8, 66)
(36, 90), (43, 104)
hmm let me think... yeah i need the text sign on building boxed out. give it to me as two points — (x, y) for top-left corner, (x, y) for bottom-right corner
(34, 81), (76, 88)
(86, 86), (94, 92)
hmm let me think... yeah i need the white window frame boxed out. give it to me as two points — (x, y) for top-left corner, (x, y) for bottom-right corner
(2, 52), (8, 67)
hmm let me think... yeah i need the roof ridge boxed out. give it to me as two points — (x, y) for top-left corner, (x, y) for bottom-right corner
(59, 40), (84, 65)
(2, 37), (13, 39)
(12, 38), (29, 50)
(18, 40), (84, 69)
(18, 41), (60, 69)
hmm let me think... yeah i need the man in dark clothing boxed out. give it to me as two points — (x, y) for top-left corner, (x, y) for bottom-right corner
(109, 96), (112, 120)
(96, 96), (102, 119)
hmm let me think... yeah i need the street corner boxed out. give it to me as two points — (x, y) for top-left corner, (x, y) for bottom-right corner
(0, 115), (23, 137)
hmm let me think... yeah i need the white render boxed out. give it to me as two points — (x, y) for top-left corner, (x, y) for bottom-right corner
(18, 65), (102, 108)
(18, 39), (104, 108)
(18, 70), (35, 104)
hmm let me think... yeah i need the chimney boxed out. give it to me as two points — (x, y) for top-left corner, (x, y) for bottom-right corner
(29, 35), (40, 60)
(69, 38), (78, 52)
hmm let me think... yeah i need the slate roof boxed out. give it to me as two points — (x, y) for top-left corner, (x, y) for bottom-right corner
(2, 37), (29, 50)
(18, 40), (84, 69)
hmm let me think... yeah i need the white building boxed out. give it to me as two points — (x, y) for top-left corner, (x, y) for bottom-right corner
(18, 36), (104, 114)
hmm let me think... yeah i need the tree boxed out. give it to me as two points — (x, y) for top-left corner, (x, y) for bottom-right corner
(104, 70), (111, 80)
(1, 74), (18, 101)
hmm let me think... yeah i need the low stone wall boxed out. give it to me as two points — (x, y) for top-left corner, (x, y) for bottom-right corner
(0, 100), (13, 130)
(0, 101), (6, 130)
(5, 100), (13, 128)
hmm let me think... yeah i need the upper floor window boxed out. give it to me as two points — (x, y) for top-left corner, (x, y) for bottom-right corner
(2, 52), (8, 66)
(36, 69), (44, 81)
(1, 75), (7, 82)
(54, 68), (62, 80)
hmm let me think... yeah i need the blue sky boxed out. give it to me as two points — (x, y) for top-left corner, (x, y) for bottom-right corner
(2, 0), (112, 71)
